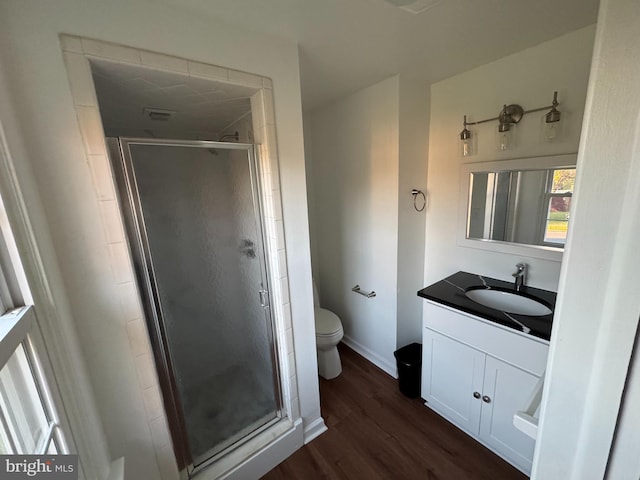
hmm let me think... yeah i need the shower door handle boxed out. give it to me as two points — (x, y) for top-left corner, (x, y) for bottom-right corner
(259, 289), (270, 309)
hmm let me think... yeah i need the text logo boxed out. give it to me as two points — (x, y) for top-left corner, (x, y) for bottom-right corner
(0, 456), (78, 479)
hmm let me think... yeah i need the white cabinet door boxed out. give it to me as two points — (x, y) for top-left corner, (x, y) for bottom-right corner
(479, 355), (538, 475)
(422, 329), (485, 435)
(422, 303), (549, 475)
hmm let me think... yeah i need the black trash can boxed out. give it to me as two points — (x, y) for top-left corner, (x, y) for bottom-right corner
(393, 343), (422, 398)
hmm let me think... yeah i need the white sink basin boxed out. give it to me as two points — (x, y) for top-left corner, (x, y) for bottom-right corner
(465, 289), (552, 316)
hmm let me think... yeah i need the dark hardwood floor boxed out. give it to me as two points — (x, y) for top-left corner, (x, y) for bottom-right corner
(262, 343), (527, 480)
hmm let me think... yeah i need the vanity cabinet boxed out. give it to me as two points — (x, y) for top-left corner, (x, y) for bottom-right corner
(422, 301), (549, 475)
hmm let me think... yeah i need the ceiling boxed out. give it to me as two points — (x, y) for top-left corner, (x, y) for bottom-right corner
(155, 0), (599, 111)
(91, 59), (254, 139)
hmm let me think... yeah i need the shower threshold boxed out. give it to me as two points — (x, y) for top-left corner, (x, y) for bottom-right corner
(189, 416), (296, 479)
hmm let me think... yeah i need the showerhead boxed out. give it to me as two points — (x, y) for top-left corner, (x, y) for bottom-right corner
(218, 131), (239, 142)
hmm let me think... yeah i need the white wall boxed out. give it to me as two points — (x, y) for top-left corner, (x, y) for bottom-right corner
(425, 25), (596, 291)
(0, 0), (320, 478)
(308, 76), (400, 375)
(0, 61), (112, 480)
(396, 76), (430, 348)
(607, 330), (640, 479)
(533, 0), (640, 476)
(307, 74), (429, 368)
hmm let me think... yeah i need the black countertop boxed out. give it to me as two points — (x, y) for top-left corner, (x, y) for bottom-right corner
(417, 271), (556, 341)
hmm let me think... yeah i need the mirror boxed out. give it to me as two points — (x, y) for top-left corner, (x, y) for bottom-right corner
(458, 154), (577, 261)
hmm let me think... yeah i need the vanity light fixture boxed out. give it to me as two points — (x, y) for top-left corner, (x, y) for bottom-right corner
(459, 91), (562, 154)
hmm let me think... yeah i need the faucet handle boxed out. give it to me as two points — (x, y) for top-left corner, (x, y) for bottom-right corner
(513, 263), (527, 291)
(513, 263), (527, 276)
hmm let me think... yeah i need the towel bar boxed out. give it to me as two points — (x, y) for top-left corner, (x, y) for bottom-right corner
(352, 285), (376, 298)
(513, 373), (544, 439)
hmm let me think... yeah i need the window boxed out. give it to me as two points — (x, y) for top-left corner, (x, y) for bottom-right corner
(0, 195), (68, 455)
(541, 168), (575, 246)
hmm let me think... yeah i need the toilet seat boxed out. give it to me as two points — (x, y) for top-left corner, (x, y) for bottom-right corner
(314, 308), (342, 336)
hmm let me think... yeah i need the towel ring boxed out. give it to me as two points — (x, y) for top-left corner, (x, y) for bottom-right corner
(411, 189), (426, 212)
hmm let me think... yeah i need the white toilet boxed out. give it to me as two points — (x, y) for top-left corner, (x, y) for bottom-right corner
(313, 280), (344, 380)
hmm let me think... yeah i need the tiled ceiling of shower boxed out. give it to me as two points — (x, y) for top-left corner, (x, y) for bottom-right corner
(90, 59), (254, 140)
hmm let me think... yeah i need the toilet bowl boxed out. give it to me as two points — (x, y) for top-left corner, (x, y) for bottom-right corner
(313, 281), (344, 380)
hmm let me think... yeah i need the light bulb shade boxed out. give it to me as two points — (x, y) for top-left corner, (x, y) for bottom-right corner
(541, 110), (563, 142)
(459, 115), (474, 156)
(496, 124), (514, 150)
(461, 137), (474, 157)
(459, 128), (474, 156)
(496, 104), (521, 151)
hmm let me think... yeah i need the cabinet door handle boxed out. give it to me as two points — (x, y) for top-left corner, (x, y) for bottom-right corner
(482, 395), (491, 403)
(473, 391), (481, 399)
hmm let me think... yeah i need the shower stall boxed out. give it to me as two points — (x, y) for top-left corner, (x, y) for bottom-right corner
(107, 138), (282, 476)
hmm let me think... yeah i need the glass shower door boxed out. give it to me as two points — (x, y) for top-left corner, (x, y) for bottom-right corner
(111, 138), (281, 472)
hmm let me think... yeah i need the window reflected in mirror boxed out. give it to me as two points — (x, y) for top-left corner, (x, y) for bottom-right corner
(467, 167), (576, 248)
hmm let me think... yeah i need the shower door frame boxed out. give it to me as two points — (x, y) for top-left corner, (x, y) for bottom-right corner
(106, 137), (284, 477)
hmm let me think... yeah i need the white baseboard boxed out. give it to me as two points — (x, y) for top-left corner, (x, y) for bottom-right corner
(342, 335), (398, 378)
(303, 416), (327, 444)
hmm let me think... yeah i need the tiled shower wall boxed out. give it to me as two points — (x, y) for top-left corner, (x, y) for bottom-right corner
(60, 35), (298, 479)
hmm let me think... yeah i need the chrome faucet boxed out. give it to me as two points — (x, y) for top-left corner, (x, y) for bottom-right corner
(512, 263), (527, 291)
